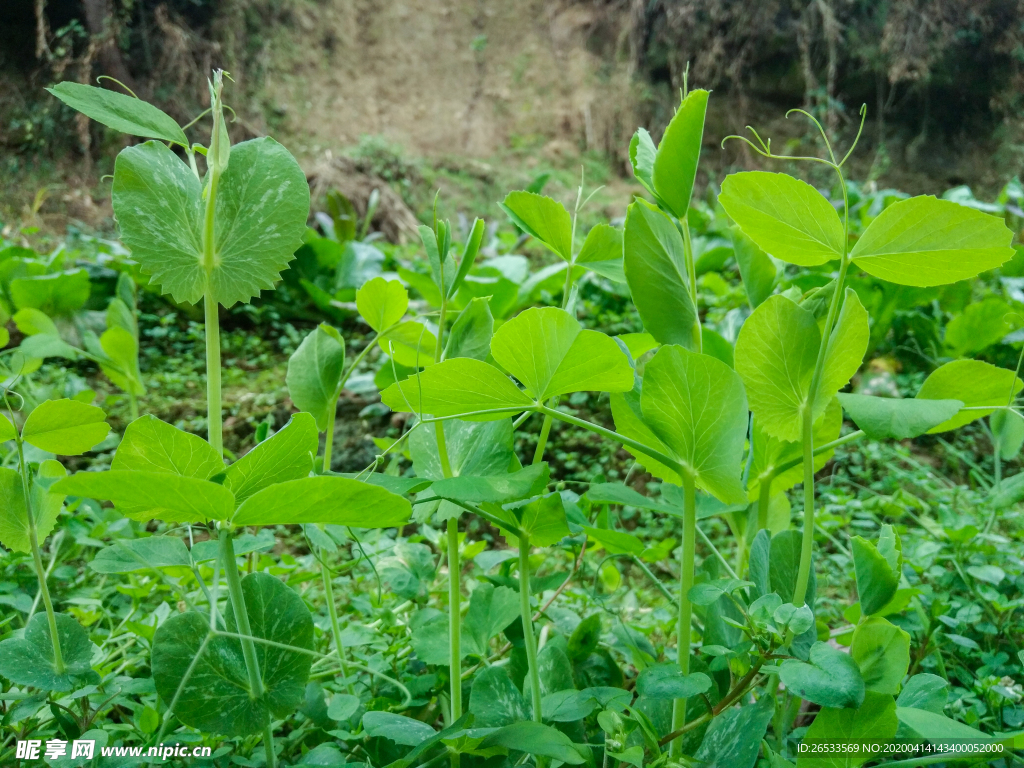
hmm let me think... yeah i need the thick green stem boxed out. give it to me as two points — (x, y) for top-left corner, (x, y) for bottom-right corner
(793, 406), (816, 607)
(670, 471), (697, 756)
(323, 402), (337, 472)
(519, 539), (543, 724)
(533, 413), (554, 464)
(203, 74), (226, 457)
(446, 521), (462, 722)
(17, 436), (64, 673)
(757, 474), (773, 532)
(219, 527), (274, 768)
(320, 561), (353, 694)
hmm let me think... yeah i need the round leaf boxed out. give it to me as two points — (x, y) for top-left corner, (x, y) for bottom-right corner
(22, 399), (109, 455)
(356, 277), (408, 332)
(0, 612), (95, 692)
(779, 641), (865, 709)
(114, 414), (222, 478)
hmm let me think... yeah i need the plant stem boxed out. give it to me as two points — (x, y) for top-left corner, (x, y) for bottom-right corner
(757, 474), (773, 532)
(202, 76), (226, 457)
(219, 527), (273, 768)
(670, 471), (697, 756)
(128, 390), (139, 422)
(323, 402), (337, 472)
(519, 538), (543, 724)
(446, 521), (462, 723)
(793, 405), (816, 607)
(16, 434), (64, 673)
(532, 413), (553, 464)
(680, 214), (702, 353)
(320, 561), (354, 695)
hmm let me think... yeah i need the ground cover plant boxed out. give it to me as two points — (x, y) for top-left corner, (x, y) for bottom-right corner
(0, 70), (1023, 768)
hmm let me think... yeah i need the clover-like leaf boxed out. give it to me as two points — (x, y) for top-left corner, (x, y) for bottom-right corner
(498, 191), (572, 261)
(850, 196), (1014, 287)
(639, 346), (748, 504)
(916, 359), (1022, 433)
(719, 171), (845, 266)
(22, 399), (110, 455)
(231, 476), (410, 527)
(112, 137), (309, 306)
(490, 306), (633, 400)
(623, 199), (698, 349)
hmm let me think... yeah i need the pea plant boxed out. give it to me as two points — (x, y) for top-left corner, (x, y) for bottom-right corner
(0, 69), (1021, 768)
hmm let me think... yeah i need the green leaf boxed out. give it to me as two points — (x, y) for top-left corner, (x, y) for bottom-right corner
(628, 128), (657, 196)
(635, 663), (712, 699)
(232, 476), (411, 527)
(10, 269), (90, 315)
(326, 693), (360, 722)
(852, 532), (900, 617)
(495, 493), (570, 547)
(623, 198), (698, 349)
(89, 537), (192, 574)
(469, 666), (528, 727)
(735, 291), (867, 442)
(463, 584), (521, 656)
(431, 463), (549, 505)
(916, 359), (1022, 433)
(575, 224), (625, 283)
(992, 408), (1024, 458)
(113, 414), (222, 478)
(479, 721), (586, 765)
(0, 461), (66, 554)
(0, 612), (95, 692)
(54, 470), (235, 523)
(362, 711), (436, 746)
(112, 138), (309, 306)
(287, 324), (346, 432)
(652, 88), (708, 218)
(945, 297), (1019, 356)
(410, 418), (513, 482)
(693, 694), (774, 768)
(0, 413), (15, 442)
(850, 196), (1014, 287)
(48, 82), (188, 145)
(779, 641), (865, 709)
(609, 389), (683, 484)
(567, 614), (602, 661)
(99, 326), (145, 395)
(498, 191), (573, 261)
(491, 307), (633, 400)
(14, 307), (58, 336)
(450, 217), (486, 298)
(445, 297), (493, 361)
(381, 358), (533, 419)
(894, 707), (993, 742)
(151, 573), (313, 736)
(582, 526), (645, 557)
(22, 399), (109, 455)
(731, 225), (776, 308)
(224, 412), (318, 504)
(719, 171), (844, 266)
(356, 277), (408, 332)
(835, 393), (962, 440)
(640, 346), (748, 503)
(18, 332), (79, 361)
(378, 321), (437, 367)
(896, 674), (949, 714)
(800, 692), (897, 768)
(850, 617), (910, 695)
(769, 529), (817, 604)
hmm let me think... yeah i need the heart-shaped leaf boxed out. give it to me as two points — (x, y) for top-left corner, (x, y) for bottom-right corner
(0, 612), (95, 692)
(287, 324), (346, 431)
(151, 573), (313, 736)
(490, 307), (633, 400)
(639, 346), (748, 504)
(54, 470), (235, 523)
(719, 171), (845, 266)
(223, 412), (318, 504)
(48, 82), (187, 145)
(498, 191), (572, 261)
(357, 277), (408, 332)
(22, 399), (109, 455)
(0, 461), (66, 553)
(381, 358), (533, 419)
(850, 196), (1014, 286)
(623, 199), (698, 349)
(916, 359), (1022, 433)
(779, 641), (865, 709)
(231, 476), (410, 527)
(114, 415), (222, 477)
(112, 138), (309, 306)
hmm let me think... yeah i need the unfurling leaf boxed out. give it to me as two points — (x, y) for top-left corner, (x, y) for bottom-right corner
(652, 88), (709, 218)
(287, 324), (346, 431)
